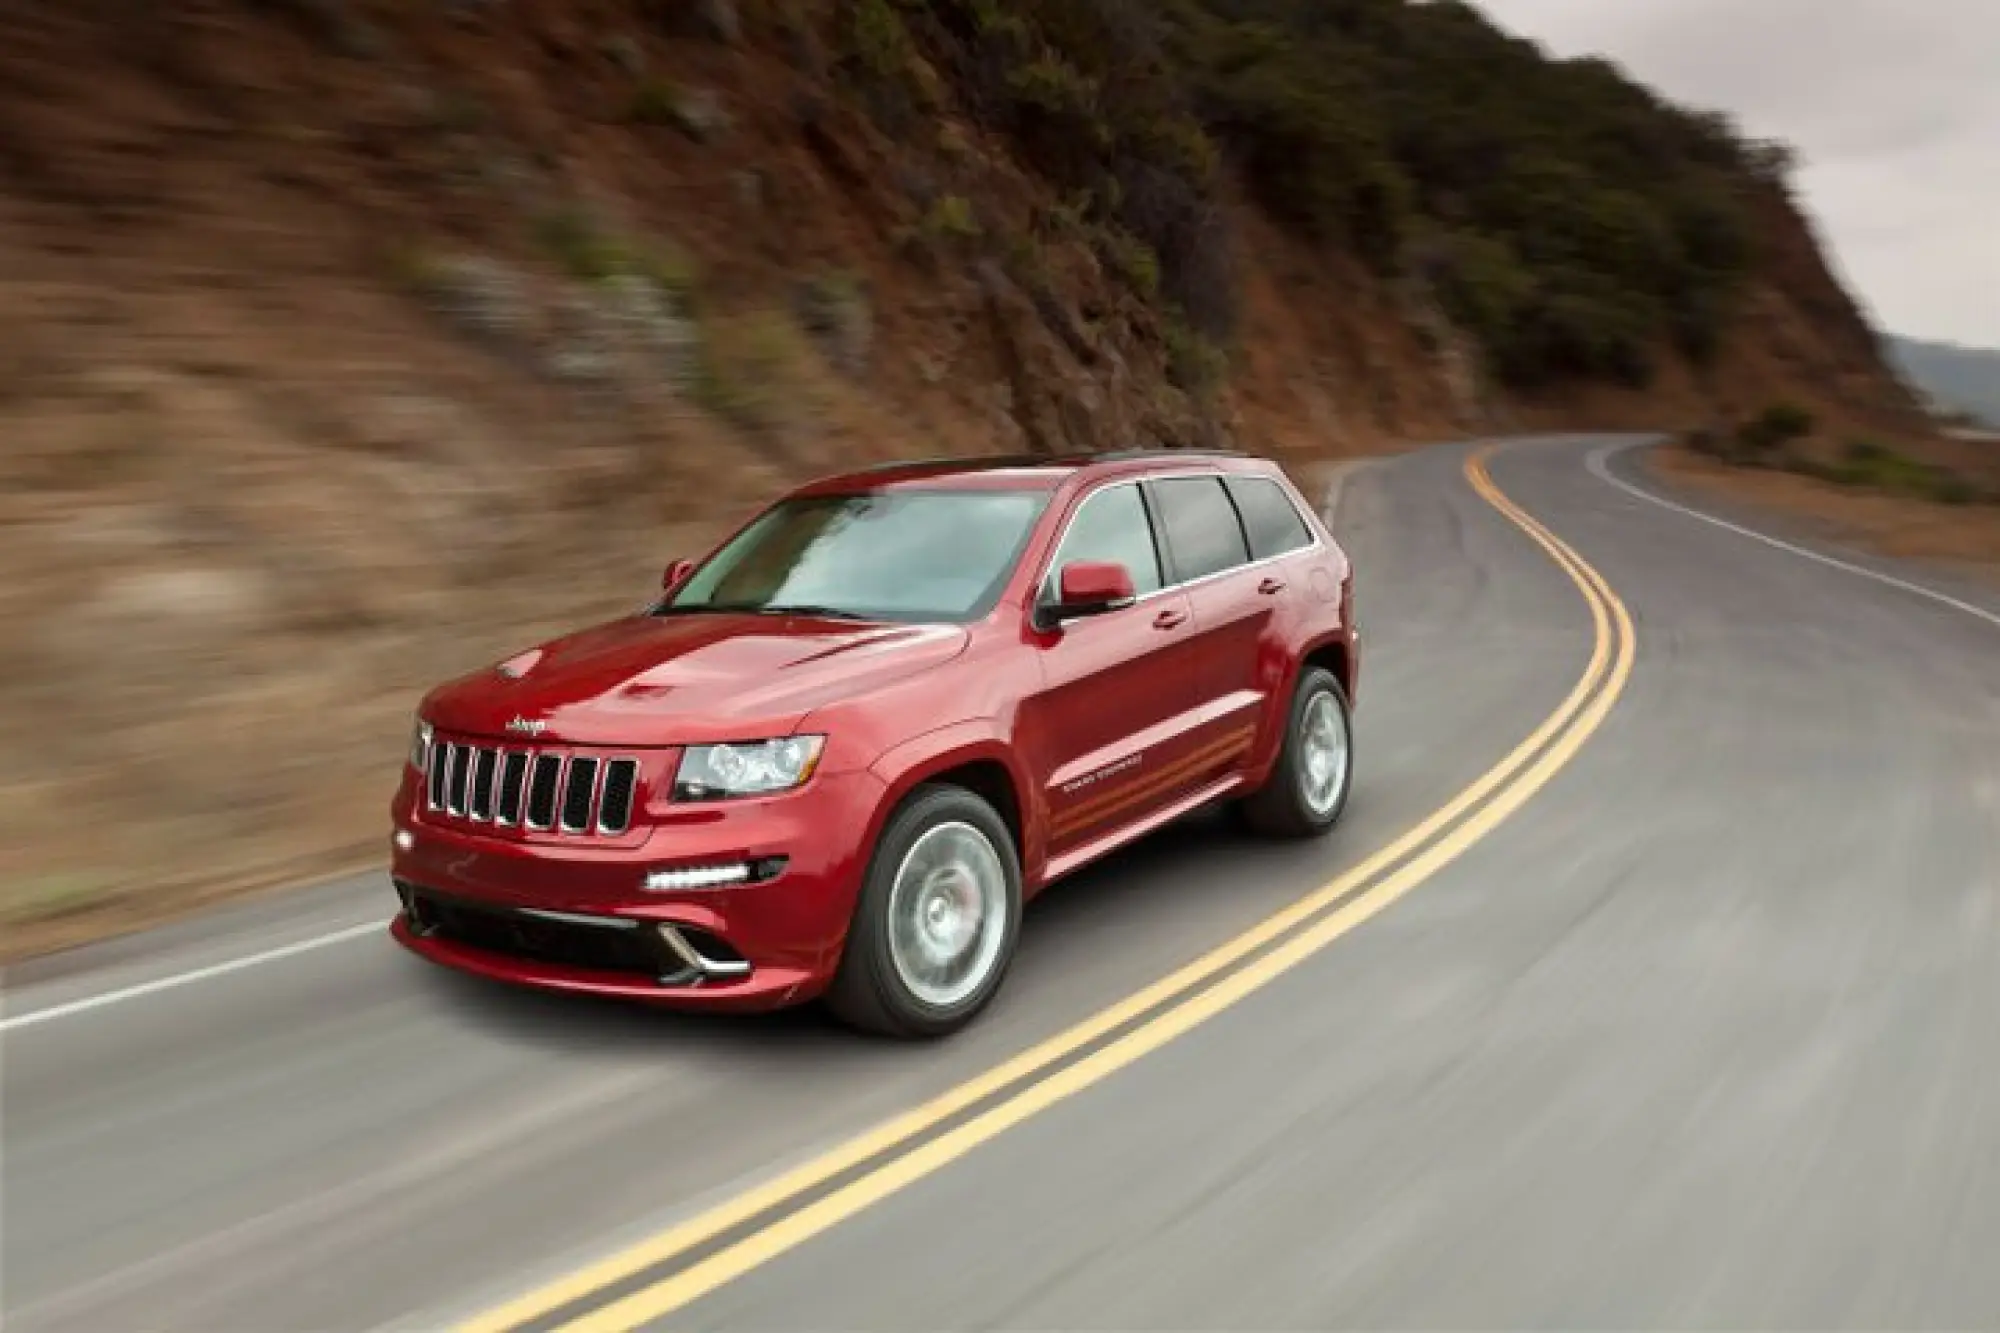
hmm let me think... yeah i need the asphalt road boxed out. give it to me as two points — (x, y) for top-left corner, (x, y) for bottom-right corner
(7, 434), (2000, 1331)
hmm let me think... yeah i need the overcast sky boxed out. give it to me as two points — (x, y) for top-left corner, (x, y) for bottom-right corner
(1466, 0), (1999, 348)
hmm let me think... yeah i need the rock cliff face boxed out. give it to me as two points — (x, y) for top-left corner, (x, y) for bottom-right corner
(0, 0), (1925, 954)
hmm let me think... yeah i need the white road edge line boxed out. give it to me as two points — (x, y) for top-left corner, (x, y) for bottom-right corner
(0, 919), (387, 1033)
(1587, 440), (2000, 632)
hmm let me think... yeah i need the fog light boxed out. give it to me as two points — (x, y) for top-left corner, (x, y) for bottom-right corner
(394, 829), (415, 853)
(644, 863), (752, 892)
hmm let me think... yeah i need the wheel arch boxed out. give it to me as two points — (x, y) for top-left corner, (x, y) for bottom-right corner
(1243, 628), (1355, 791)
(1299, 632), (1354, 705)
(865, 723), (1038, 884)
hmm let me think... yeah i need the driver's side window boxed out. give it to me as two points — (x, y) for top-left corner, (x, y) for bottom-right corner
(1042, 484), (1165, 602)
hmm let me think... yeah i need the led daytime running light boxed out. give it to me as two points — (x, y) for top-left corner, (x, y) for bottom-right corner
(644, 863), (752, 892)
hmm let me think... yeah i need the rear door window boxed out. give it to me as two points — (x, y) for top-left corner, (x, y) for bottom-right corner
(1148, 476), (1251, 583)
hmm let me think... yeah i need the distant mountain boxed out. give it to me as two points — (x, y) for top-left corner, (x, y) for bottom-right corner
(1885, 334), (2000, 428)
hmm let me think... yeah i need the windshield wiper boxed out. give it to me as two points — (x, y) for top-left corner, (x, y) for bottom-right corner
(651, 601), (877, 621)
(752, 604), (876, 622)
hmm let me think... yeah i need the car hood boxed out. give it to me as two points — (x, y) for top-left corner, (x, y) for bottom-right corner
(423, 612), (970, 746)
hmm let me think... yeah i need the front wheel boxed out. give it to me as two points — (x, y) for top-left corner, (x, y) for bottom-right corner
(825, 783), (1023, 1039)
(1238, 665), (1354, 839)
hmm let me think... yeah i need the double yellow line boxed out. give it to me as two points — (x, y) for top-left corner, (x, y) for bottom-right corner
(461, 444), (1638, 1333)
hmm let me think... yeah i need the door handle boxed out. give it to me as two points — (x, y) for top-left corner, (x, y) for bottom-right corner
(1152, 607), (1188, 630)
(1257, 576), (1286, 595)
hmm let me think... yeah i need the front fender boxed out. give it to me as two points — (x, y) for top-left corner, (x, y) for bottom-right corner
(865, 720), (1045, 886)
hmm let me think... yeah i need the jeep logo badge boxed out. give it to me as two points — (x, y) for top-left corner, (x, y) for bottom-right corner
(506, 715), (548, 737)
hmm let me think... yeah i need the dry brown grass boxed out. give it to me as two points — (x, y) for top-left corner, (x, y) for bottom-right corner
(1650, 444), (2000, 588)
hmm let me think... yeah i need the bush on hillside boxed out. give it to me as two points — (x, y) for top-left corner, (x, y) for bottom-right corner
(886, 0), (1242, 340)
(1735, 401), (1814, 461)
(845, 0), (1777, 396)
(1153, 0), (1759, 390)
(1815, 439), (1984, 505)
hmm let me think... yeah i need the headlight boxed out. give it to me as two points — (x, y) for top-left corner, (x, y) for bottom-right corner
(673, 735), (825, 801)
(408, 718), (433, 772)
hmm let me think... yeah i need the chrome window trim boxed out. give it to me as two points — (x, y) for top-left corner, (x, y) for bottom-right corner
(1034, 478), (1168, 603)
(1029, 469), (1325, 614)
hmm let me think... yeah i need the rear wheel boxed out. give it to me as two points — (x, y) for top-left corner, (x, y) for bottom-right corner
(1238, 665), (1353, 839)
(825, 783), (1022, 1039)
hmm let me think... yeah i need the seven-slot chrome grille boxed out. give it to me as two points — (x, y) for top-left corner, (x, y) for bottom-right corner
(424, 738), (642, 837)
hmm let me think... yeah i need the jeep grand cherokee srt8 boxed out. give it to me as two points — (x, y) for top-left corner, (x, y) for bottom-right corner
(389, 449), (1359, 1038)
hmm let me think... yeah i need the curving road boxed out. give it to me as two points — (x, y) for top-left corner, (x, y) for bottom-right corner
(7, 435), (2000, 1331)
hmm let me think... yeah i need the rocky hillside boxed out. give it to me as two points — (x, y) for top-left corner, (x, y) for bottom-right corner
(0, 0), (1929, 956)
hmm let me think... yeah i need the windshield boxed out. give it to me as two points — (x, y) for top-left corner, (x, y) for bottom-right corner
(661, 488), (1052, 623)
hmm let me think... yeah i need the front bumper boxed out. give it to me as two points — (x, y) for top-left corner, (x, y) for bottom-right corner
(386, 765), (888, 1011)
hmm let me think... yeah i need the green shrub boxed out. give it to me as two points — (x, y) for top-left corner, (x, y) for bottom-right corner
(846, 0), (916, 82)
(842, 0), (928, 124)
(1095, 228), (1159, 299)
(1734, 402), (1814, 460)
(530, 208), (697, 306)
(1004, 54), (1098, 116)
(1822, 438), (1982, 504)
(923, 194), (982, 242)
(626, 79), (681, 126)
(533, 208), (630, 283)
(634, 241), (700, 311)
(1684, 427), (1728, 459)
(1929, 475), (1980, 505)
(692, 311), (813, 436)
(937, 122), (975, 160)
(1164, 320), (1227, 401)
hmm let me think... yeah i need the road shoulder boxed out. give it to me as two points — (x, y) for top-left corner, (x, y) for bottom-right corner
(1642, 440), (2000, 596)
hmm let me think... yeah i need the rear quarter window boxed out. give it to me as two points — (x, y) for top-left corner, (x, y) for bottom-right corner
(1224, 476), (1315, 561)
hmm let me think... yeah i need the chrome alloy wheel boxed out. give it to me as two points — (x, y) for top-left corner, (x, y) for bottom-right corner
(885, 820), (1010, 1008)
(1298, 688), (1351, 817)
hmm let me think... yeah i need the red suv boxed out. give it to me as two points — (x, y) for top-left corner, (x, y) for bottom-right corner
(389, 449), (1359, 1037)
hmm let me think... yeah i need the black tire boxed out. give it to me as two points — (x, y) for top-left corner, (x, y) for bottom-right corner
(1237, 665), (1354, 839)
(824, 783), (1023, 1039)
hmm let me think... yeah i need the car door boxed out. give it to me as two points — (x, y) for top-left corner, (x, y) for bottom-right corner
(1143, 474), (1273, 788)
(1018, 480), (1209, 858)
(1222, 469), (1327, 727)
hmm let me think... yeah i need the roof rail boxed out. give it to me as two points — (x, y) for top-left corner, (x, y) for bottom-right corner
(839, 445), (1256, 476)
(1084, 446), (1253, 462)
(843, 452), (1049, 474)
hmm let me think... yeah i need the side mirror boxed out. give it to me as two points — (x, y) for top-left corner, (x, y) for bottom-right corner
(661, 558), (696, 593)
(1046, 560), (1137, 622)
